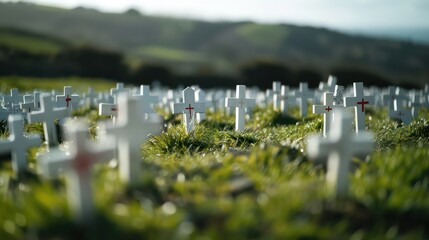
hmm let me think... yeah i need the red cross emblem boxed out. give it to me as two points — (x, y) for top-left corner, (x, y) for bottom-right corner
(325, 106), (332, 112)
(357, 98), (369, 112)
(185, 104), (194, 120)
(65, 95), (72, 107)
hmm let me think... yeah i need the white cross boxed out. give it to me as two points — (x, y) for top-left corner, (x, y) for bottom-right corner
(307, 110), (373, 197)
(38, 122), (115, 223)
(225, 85), (256, 131)
(173, 87), (205, 133)
(133, 85), (159, 119)
(20, 95), (36, 113)
(195, 89), (207, 123)
(272, 81), (281, 110)
(274, 85), (296, 116)
(56, 86), (80, 109)
(101, 94), (162, 186)
(3, 88), (22, 111)
(382, 86), (396, 117)
(318, 75), (337, 104)
(27, 94), (70, 147)
(294, 82), (314, 117)
(409, 93), (421, 119)
(333, 85), (345, 106)
(393, 100), (412, 124)
(313, 92), (342, 137)
(110, 82), (129, 104)
(344, 82), (374, 134)
(85, 87), (98, 107)
(0, 114), (41, 175)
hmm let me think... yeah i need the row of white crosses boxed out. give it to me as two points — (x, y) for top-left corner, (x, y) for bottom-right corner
(313, 82), (375, 135)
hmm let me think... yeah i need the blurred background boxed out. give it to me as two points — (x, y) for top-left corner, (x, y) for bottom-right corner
(0, 0), (428, 89)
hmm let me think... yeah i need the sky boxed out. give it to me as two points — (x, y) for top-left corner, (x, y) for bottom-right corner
(3, 0), (429, 41)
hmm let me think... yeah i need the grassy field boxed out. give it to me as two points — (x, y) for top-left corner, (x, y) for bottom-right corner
(0, 76), (117, 93)
(0, 79), (429, 239)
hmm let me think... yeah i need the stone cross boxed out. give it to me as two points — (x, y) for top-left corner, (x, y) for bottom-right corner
(101, 94), (162, 186)
(0, 114), (41, 175)
(173, 87), (205, 133)
(294, 82), (313, 117)
(344, 82), (374, 134)
(225, 85), (256, 131)
(38, 122), (115, 223)
(56, 86), (80, 109)
(274, 85), (296, 116)
(313, 92), (340, 137)
(27, 94), (70, 146)
(133, 85), (159, 119)
(195, 89), (207, 123)
(307, 110), (373, 197)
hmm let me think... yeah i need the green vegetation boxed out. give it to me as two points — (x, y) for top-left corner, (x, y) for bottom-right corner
(0, 80), (428, 238)
(0, 76), (117, 93)
(0, 1), (428, 83)
(133, 46), (206, 62)
(236, 23), (289, 49)
(0, 28), (66, 54)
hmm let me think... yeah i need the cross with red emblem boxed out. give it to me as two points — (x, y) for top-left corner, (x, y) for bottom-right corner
(56, 86), (79, 109)
(173, 87), (206, 133)
(344, 82), (374, 134)
(313, 92), (341, 137)
(65, 95), (72, 107)
(325, 106), (333, 112)
(185, 104), (194, 120)
(38, 123), (115, 223)
(356, 98), (369, 112)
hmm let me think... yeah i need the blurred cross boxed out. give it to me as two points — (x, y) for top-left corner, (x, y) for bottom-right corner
(225, 85), (256, 131)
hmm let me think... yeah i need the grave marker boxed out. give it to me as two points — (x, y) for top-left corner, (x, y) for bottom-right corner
(274, 85), (296, 116)
(225, 85), (256, 131)
(307, 110), (373, 197)
(173, 87), (205, 133)
(0, 114), (41, 174)
(344, 82), (374, 134)
(333, 85), (345, 106)
(27, 94), (70, 146)
(294, 83), (314, 117)
(56, 86), (80, 109)
(102, 94), (162, 185)
(38, 122), (115, 223)
(133, 85), (159, 119)
(313, 92), (340, 137)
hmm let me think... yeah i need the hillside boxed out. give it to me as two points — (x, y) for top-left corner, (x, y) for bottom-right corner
(0, 2), (428, 84)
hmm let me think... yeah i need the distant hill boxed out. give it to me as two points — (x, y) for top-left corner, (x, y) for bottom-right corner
(0, 1), (428, 85)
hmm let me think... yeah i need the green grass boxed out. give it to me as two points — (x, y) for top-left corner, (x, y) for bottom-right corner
(236, 23), (289, 49)
(132, 46), (206, 62)
(0, 86), (429, 239)
(0, 76), (117, 93)
(0, 28), (66, 54)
